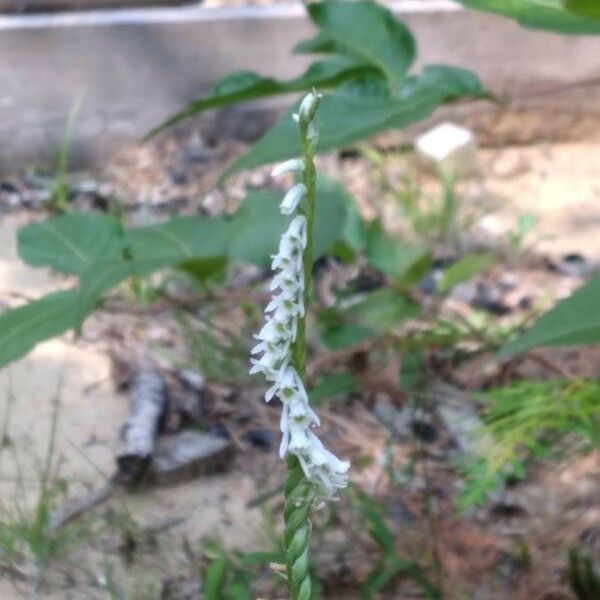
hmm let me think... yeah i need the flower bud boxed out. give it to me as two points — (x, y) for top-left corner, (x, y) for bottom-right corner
(271, 159), (304, 178)
(298, 91), (322, 124)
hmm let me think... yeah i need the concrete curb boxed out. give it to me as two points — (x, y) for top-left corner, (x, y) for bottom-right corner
(1, 1), (599, 170)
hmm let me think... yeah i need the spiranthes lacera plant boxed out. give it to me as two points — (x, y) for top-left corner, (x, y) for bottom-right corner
(250, 91), (350, 600)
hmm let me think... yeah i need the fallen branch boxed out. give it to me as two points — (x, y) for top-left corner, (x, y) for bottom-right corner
(116, 353), (167, 485)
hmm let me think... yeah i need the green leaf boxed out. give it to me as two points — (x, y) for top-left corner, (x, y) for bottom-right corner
(293, 32), (341, 55)
(459, 0), (600, 33)
(366, 223), (430, 284)
(0, 291), (83, 368)
(499, 274), (600, 357)
(178, 256), (228, 282)
(437, 253), (494, 294)
(17, 214), (124, 276)
(228, 192), (285, 268)
(204, 557), (229, 600)
(127, 216), (231, 261)
(307, 0), (416, 92)
(321, 288), (418, 349)
(146, 57), (373, 137)
(357, 494), (396, 554)
(314, 174), (367, 256)
(229, 176), (364, 267)
(223, 66), (483, 179)
(399, 64), (486, 102)
(564, 0), (600, 18)
(77, 216), (232, 317)
(347, 287), (419, 332)
(399, 350), (425, 392)
(311, 371), (359, 405)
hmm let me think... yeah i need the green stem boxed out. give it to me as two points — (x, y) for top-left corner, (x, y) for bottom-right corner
(285, 110), (318, 600)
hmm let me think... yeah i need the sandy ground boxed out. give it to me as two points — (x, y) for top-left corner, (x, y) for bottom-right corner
(479, 142), (600, 259)
(0, 213), (267, 599)
(1, 141), (600, 598)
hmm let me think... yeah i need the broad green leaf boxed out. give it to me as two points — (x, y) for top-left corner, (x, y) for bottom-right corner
(293, 32), (341, 55)
(347, 287), (419, 332)
(223, 66), (483, 179)
(127, 216), (231, 261)
(564, 0), (600, 18)
(499, 274), (600, 357)
(78, 216), (232, 317)
(320, 288), (419, 349)
(307, 0), (416, 92)
(314, 174), (367, 256)
(320, 322), (374, 350)
(437, 253), (494, 294)
(366, 224), (430, 284)
(17, 214), (124, 276)
(178, 256), (228, 282)
(146, 57), (373, 137)
(78, 257), (178, 320)
(229, 176), (364, 267)
(0, 291), (84, 368)
(460, 0), (600, 33)
(399, 65), (486, 102)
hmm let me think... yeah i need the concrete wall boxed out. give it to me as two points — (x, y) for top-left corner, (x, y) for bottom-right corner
(0, 0), (599, 171)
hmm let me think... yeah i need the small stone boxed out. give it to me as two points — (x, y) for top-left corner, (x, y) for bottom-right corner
(178, 369), (205, 391)
(185, 141), (211, 163)
(243, 428), (274, 450)
(553, 253), (590, 278)
(415, 122), (477, 176)
(410, 419), (438, 443)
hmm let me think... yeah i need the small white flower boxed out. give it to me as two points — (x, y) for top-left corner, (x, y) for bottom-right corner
(271, 159), (304, 178)
(280, 183), (306, 215)
(270, 269), (304, 296)
(286, 215), (307, 249)
(298, 91), (323, 124)
(249, 97), (349, 502)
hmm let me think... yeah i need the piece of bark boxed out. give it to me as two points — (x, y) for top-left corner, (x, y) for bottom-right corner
(48, 483), (114, 533)
(151, 430), (233, 487)
(116, 356), (167, 485)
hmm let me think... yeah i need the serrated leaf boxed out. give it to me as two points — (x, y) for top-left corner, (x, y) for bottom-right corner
(18, 214), (124, 276)
(460, 0), (600, 33)
(307, 0), (416, 92)
(0, 291), (83, 368)
(146, 57), (373, 137)
(499, 274), (600, 357)
(223, 66), (483, 179)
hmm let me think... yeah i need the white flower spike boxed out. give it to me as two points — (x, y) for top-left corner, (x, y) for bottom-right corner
(271, 159), (304, 178)
(280, 183), (306, 215)
(250, 91), (349, 502)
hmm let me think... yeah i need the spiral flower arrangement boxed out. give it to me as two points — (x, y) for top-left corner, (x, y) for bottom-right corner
(249, 91), (349, 599)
